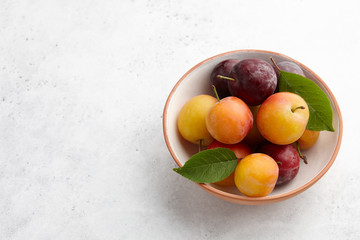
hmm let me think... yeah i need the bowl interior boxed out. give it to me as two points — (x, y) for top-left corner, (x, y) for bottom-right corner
(164, 50), (341, 200)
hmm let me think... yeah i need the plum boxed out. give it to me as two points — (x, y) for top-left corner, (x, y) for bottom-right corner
(210, 59), (240, 99)
(177, 95), (218, 146)
(256, 92), (309, 145)
(259, 143), (300, 185)
(228, 59), (277, 106)
(297, 129), (320, 150)
(277, 61), (305, 77)
(206, 96), (253, 144)
(234, 153), (279, 197)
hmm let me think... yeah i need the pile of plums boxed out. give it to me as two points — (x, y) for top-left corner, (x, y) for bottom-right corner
(177, 58), (320, 197)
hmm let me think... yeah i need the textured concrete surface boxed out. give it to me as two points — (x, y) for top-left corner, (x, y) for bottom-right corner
(0, 0), (358, 239)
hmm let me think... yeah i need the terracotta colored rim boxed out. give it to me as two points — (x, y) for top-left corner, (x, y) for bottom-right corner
(163, 49), (343, 205)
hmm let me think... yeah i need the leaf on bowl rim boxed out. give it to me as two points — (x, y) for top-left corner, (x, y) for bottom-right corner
(173, 148), (238, 183)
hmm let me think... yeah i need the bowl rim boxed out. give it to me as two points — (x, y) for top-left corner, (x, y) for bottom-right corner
(163, 49), (343, 204)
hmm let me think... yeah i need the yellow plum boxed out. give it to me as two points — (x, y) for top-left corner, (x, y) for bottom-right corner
(177, 95), (217, 146)
(256, 92), (309, 145)
(297, 129), (320, 150)
(234, 153), (279, 197)
(206, 96), (253, 144)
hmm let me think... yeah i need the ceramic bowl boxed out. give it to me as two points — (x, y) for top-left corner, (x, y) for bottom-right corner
(163, 49), (343, 205)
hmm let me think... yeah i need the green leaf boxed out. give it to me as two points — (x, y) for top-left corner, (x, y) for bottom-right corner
(173, 148), (238, 183)
(278, 71), (334, 132)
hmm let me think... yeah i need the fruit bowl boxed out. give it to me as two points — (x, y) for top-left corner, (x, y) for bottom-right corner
(163, 50), (343, 205)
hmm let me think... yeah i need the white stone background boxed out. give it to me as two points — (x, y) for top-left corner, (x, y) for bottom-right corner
(0, 0), (359, 239)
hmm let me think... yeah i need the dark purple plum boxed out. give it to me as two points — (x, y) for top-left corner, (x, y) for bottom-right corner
(277, 61), (305, 76)
(259, 143), (300, 185)
(228, 59), (277, 106)
(273, 61), (305, 92)
(210, 59), (240, 99)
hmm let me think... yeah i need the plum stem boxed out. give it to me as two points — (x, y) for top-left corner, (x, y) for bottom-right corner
(211, 85), (221, 102)
(291, 106), (305, 113)
(297, 142), (308, 164)
(198, 139), (203, 152)
(216, 75), (236, 81)
(270, 56), (280, 71)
